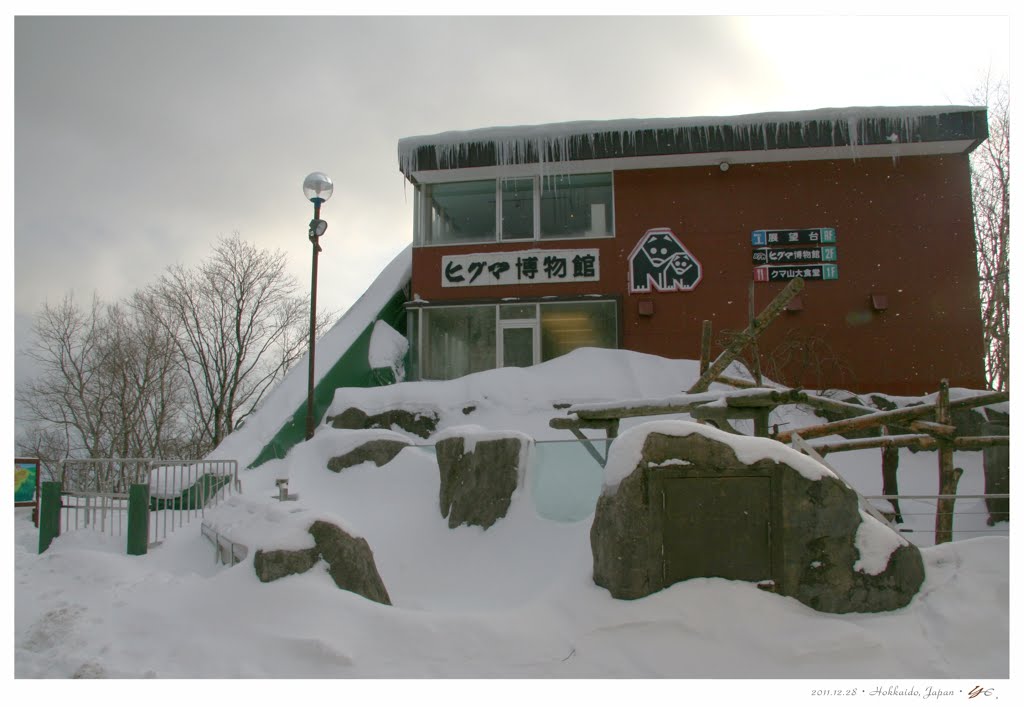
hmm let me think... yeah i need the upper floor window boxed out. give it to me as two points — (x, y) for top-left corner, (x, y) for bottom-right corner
(415, 173), (613, 246)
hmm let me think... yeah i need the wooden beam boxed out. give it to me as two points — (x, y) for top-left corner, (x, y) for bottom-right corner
(809, 434), (1009, 455)
(687, 277), (805, 394)
(909, 419), (957, 439)
(549, 417), (619, 432)
(802, 393), (877, 418)
(774, 390), (1009, 444)
(714, 374), (760, 389)
(724, 389), (808, 407)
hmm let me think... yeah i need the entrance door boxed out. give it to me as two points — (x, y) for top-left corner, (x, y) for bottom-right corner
(499, 324), (537, 368)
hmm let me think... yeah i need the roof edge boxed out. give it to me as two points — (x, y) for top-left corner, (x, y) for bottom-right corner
(398, 106), (988, 177)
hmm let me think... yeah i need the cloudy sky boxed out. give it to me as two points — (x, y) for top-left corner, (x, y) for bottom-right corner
(10, 12), (1011, 432)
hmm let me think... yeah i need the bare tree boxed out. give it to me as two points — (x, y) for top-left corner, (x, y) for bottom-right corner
(150, 233), (328, 452)
(18, 234), (336, 466)
(16, 292), (190, 462)
(970, 76), (1010, 391)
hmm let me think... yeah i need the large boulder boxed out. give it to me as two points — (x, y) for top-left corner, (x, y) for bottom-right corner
(435, 428), (531, 530)
(591, 421), (924, 614)
(309, 520), (391, 605)
(981, 420), (1009, 525)
(253, 520), (391, 605)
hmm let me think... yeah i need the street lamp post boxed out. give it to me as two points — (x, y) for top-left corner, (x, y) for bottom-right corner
(302, 171), (334, 440)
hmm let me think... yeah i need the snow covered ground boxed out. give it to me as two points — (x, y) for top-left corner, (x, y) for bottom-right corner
(12, 348), (1012, 700)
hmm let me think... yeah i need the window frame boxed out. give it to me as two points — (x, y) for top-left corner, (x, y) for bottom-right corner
(414, 173), (615, 247)
(407, 296), (621, 381)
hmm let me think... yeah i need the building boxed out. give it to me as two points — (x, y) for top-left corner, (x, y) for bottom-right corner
(398, 107), (989, 395)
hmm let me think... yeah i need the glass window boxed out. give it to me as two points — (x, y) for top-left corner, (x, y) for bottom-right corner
(501, 178), (534, 240)
(501, 326), (536, 368)
(499, 303), (537, 320)
(419, 180), (495, 245)
(415, 173), (613, 245)
(421, 306), (496, 380)
(540, 174), (613, 239)
(540, 301), (617, 361)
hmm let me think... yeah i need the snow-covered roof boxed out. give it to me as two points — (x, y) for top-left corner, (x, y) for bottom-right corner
(398, 106), (988, 179)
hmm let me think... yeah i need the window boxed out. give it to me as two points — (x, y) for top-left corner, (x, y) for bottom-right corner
(500, 178), (534, 240)
(417, 180), (496, 245)
(540, 174), (613, 239)
(420, 305), (496, 380)
(541, 301), (617, 360)
(410, 299), (618, 380)
(415, 173), (613, 245)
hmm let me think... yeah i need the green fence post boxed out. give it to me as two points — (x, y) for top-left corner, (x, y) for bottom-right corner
(127, 483), (150, 556)
(38, 481), (62, 554)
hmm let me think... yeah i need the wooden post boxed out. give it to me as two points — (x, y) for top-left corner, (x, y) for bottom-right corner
(748, 281), (763, 386)
(688, 277), (804, 394)
(934, 380), (961, 544)
(881, 428), (903, 523)
(699, 320), (713, 375)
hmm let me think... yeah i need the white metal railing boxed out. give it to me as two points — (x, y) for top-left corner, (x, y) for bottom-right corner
(59, 490), (130, 537)
(58, 458), (240, 545)
(200, 520), (248, 566)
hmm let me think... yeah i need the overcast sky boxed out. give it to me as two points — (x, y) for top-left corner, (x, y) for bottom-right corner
(10, 13), (1012, 432)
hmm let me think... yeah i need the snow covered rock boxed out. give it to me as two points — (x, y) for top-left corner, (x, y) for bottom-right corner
(253, 546), (320, 583)
(435, 427), (532, 530)
(327, 438), (411, 472)
(329, 405), (439, 439)
(591, 421), (924, 614)
(253, 520), (391, 605)
(308, 521), (392, 605)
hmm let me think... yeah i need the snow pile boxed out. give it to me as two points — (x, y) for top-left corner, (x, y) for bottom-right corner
(13, 348), (1010, 682)
(854, 509), (910, 576)
(368, 319), (408, 381)
(602, 419), (836, 493)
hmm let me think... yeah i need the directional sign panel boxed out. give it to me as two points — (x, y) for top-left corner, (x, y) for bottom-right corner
(753, 264), (839, 282)
(752, 245), (838, 265)
(751, 228), (836, 247)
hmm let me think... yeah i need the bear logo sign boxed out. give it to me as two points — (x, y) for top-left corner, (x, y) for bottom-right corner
(628, 227), (702, 293)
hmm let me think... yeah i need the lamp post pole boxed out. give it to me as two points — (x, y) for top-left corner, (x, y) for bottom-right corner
(302, 172), (333, 441)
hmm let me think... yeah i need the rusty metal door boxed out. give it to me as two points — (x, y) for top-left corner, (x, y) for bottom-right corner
(660, 476), (772, 584)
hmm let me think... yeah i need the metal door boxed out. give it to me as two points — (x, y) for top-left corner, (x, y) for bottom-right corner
(499, 324), (538, 368)
(660, 476), (772, 584)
